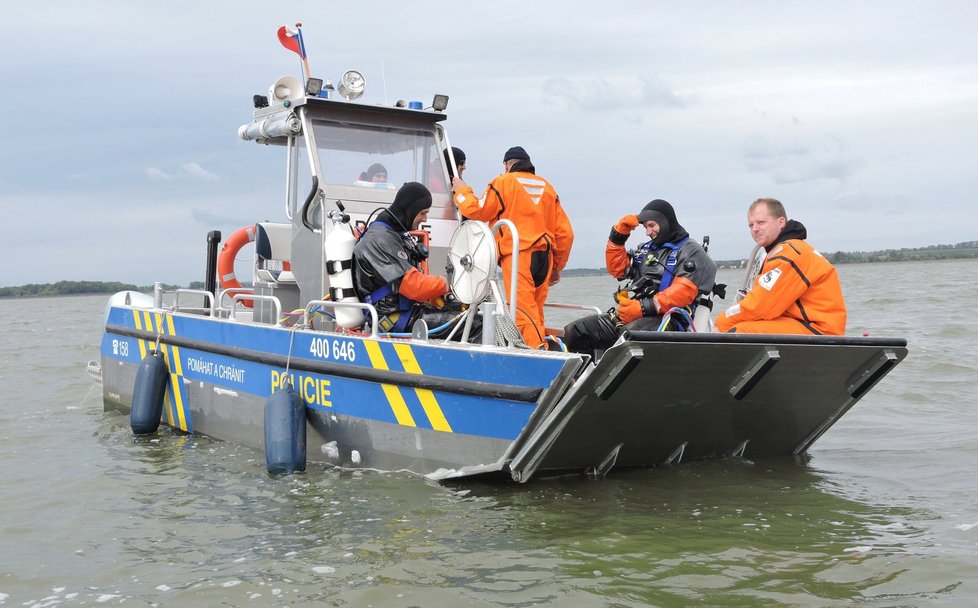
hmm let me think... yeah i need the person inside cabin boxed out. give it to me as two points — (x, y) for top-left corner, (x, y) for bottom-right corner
(352, 182), (472, 336)
(445, 146), (466, 180)
(715, 197), (846, 335)
(355, 163), (395, 188)
(562, 199), (717, 359)
(451, 146), (574, 348)
(427, 147), (465, 194)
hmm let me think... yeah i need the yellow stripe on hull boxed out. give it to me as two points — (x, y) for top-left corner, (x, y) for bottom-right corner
(364, 340), (416, 427)
(393, 343), (452, 433)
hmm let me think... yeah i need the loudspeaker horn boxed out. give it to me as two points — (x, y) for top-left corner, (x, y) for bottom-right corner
(269, 75), (304, 104)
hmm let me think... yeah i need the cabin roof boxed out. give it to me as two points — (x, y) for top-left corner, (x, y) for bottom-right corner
(253, 96), (448, 130)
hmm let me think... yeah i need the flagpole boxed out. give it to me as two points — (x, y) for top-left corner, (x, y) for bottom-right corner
(295, 22), (312, 82)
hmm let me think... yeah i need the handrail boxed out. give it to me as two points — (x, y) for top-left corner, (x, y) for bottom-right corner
(284, 134), (297, 220)
(173, 289), (215, 316)
(229, 293), (282, 324)
(300, 175), (323, 233)
(545, 302), (603, 315)
(491, 219), (519, 321)
(436, 125), (461, 223)
(218, 287), (254, 309)
(436, 125), (457, 179)
(736, 245), (766, 303)
(304, 300), (379, 338)
(298, 106), (323, 181)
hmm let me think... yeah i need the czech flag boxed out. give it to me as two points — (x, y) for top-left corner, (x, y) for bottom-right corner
(277, 25), (306, 59)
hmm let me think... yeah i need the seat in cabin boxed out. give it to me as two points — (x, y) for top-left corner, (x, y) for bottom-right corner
(255, 222), (296, 284)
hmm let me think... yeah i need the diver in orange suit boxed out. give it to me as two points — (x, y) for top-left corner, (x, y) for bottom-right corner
(451, 146), (574, 348)
(716, 198), (846, 335)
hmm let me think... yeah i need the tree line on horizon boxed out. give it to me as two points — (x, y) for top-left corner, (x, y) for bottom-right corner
(2, 241), (975, 297)
(563, 240), (978, 275)
(824, 240), (978, 265)
(0, 280), (206, 298)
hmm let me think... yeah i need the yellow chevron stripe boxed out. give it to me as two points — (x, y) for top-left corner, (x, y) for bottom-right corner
(161, 346), (176, 427)
(165, 315), (184, 375)
(363, 340), (417, 426)
(132, 310), (147, 358)
(363, 340), (416, 427)
(164, 314), (188, 432)
(143, 310), (156, 364)
(393, 343), (452, 433)
(152, 313), (175, 427)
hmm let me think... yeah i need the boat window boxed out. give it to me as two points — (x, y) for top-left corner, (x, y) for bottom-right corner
(310, 121), (447, 192)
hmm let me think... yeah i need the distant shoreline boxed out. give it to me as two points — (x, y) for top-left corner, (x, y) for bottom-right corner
(565, 243), (978, 276)
(2, 244), (975, 297)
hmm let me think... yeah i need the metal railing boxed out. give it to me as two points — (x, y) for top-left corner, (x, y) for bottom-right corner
(544, 302), (603, 315)
(491, 219), (519, 321)
(173, 289), (215, 316)
(229, 293), (282, 325)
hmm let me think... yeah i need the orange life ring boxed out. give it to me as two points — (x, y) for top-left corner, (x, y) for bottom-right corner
(218, 225), (256, 307)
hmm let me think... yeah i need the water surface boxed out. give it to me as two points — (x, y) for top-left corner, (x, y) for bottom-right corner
(1, 260), (976, 606)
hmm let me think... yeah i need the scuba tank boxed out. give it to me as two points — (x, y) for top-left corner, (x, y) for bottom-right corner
(324, 202), (365, 329)
(692, 292), (715, 332)
(692, 235), (716, 332)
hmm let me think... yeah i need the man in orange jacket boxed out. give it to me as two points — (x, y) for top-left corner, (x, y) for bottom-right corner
(451, 146), (574, 348)
(716, 198), (846, 335)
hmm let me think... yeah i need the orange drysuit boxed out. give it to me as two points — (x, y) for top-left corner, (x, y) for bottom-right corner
(716, 232), (846, 335)
(454, 170), (574, 347)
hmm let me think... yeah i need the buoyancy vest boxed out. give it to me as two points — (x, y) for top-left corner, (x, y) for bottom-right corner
(627, 237), (689, 294)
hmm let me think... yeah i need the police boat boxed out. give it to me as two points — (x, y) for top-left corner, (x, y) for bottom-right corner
(95, 62), (908, 482)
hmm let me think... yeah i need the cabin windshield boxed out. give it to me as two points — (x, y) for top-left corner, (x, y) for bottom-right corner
(311, 121), (448, 192)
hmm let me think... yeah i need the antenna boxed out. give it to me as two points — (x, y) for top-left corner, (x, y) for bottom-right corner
(381, 60), (388, 105)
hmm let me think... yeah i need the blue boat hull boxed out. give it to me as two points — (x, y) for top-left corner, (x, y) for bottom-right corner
(100, 306), (908, 482)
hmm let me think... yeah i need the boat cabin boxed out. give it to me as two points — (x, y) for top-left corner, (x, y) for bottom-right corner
(238, 75), (461, 324)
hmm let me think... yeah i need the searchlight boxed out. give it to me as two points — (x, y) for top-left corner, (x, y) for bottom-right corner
(338, 70), (365, 101)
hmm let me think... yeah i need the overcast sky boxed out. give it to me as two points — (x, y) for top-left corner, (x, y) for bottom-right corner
(1, 1), (976, 287)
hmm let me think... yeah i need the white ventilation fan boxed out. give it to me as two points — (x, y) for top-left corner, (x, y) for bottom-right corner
(447, 221), (497, 304)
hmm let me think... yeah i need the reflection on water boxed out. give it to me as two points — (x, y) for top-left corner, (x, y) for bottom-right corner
(2, 262), (978, 606)
(57, 423), (940, 607)
(453, 463), (934, 607)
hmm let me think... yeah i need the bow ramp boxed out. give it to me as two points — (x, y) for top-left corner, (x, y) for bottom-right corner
(507, 332), (907, 482)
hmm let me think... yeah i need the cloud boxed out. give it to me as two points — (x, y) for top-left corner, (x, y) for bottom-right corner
(146, 162), (220, 182)
(829, 188), (912, 214)
(742, 134), (860, 185)
(180, 162), (220, 181)
(542, 75), (687, 113)
(146, 167), (174, 181)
